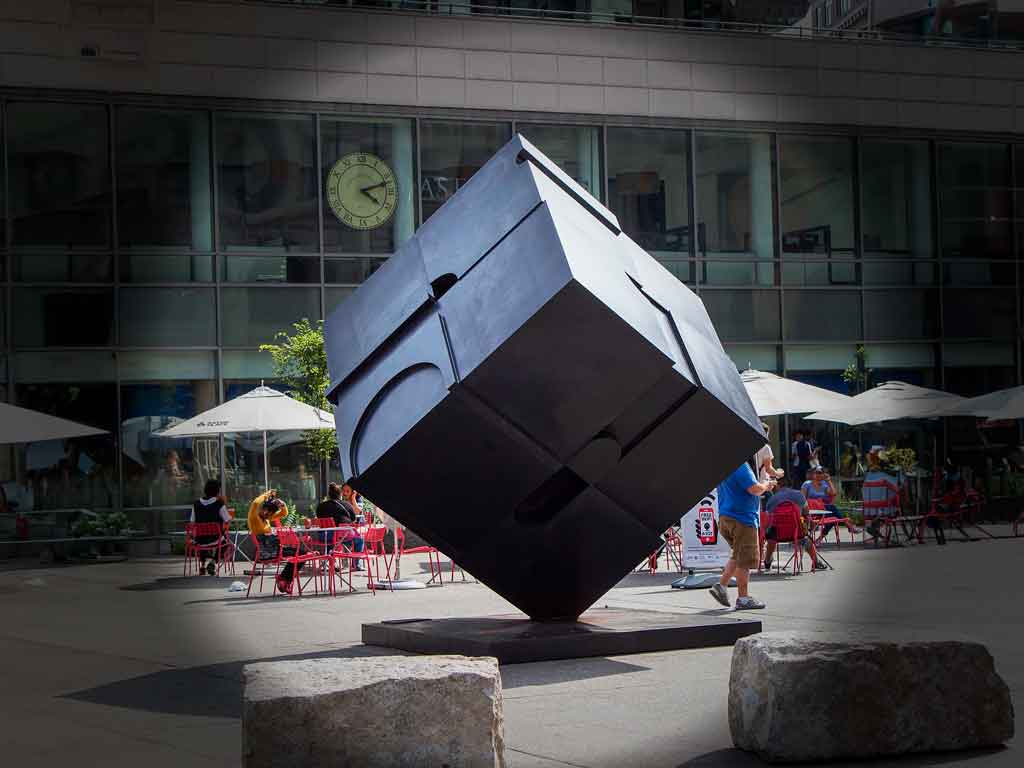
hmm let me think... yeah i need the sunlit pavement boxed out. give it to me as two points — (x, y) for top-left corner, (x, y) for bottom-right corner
(1, 528), (1021, 767)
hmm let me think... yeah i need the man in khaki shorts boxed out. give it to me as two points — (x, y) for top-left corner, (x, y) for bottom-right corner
(710, 461), (777, 610)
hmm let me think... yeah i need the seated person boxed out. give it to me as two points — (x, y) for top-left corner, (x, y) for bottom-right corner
(862, 447), (900, 539)
(247, 490), (306, 594)
(802, 467), (859, 538)
(762, 487), (823, 571)
(190, 479), (231, 576)
(314, 482), (364, 569)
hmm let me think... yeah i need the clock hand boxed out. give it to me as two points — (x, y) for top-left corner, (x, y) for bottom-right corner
(359, 187), (382, 206)
(360, 183), (386, 194)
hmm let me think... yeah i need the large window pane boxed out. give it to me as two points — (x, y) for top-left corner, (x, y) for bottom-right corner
(217, 114), (317, 251)
(13, 288), (114, 347)
(943, 261), (1016, 285)
(120, 351), (218, 510)
(861, 140), (933, 258)
(939, 143), (1012, 259)
(8, 103), (111, 247)
(325, 255), (386, 285)
(117, 109), (212, 250)
(864, 289), (939, 340)
(420, 121), (511, 223)
(863, 261), (936, 285)
(119, 287), (216, 347)
(119, 253), (214, 282)
(696, 132), (774, 261)
(944, 342), (1016, 397)
(321, 117), (415, 256)
(607, 127), (689, 258)
(14, 362), (117, 518)
(12, 252), (112, 282)
(222, 254), (320, 283)
(784, 290), (861, 341)
(942, 287), (1016, 338)
(724, 343), (779, 372)
(326, 286), (356, 317)
(518, 124), (602, 200)
(701, 289), (780, 341)
(781, 260), (857, 286)
(780, 137), (855, 258)
(702, 261), (775, 286)
(220, 287), (320, 347)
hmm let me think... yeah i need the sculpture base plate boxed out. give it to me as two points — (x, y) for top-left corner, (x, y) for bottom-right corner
(361, 608), (761, 664)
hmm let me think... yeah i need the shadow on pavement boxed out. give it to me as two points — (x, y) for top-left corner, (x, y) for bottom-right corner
(62, 645), (405, 719)
(678, 746), (1009, 768)
(501, 656), (650, 689)
(120, 576), (242, 592)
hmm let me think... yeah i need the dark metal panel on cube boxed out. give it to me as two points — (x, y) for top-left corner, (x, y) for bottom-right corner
(326, 134), (765, 621)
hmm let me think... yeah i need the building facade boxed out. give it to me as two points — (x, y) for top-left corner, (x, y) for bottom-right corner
(805, 0), (1024, 42)
(0, 1), (1022, 528)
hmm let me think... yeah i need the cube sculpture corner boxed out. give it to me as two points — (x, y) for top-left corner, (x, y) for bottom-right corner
(325, 134), (765, 621)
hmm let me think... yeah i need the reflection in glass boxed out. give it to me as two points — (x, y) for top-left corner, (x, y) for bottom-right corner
(119, 253), (214, 283)
(14, 381), (119, 512)
(518, 124), (602, 199)
(325, 256), (386, 285)
(7, 103), (111, 247)
(222, 254), (320, 283)
(119, 288), (217, 347)
(938, 142), (1012, 259)
(220, 287), (320, 347)
(781, 260), (857, 286)
(13, 288), (114, 347)
(863, 262), (936, 285)
(326, 287), (356, 317)
(696, 132), (774, 285)
(700, 289), (780, 341)
(861, 140), (932, 258)
(780, 136), (855, 257)
(607, 127), (689, 264)
(420, 121), (511, 223)
(120, 352), (217, 510)
(784, 290), (860, 341)
(217, 114), (317, 251)
(117, 109), (212, 250)
(12, 253), (112, 282)
(863, 290), (939, 340)
(321, 117), (415, 255)
(943, 261), (1016, 285)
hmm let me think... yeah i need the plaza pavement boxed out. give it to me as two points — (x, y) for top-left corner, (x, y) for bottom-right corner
(1, 530), (1021, 768)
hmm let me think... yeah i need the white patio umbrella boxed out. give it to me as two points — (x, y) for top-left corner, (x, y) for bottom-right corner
(939, 385), (1024, 421)
(0, 402), (108, 445)
(154, 385), (334, 491)
(741, 369), (851, 416)
(806, 381), (966, 426)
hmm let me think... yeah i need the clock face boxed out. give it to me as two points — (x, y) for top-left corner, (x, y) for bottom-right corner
(326, 152), (398, 230)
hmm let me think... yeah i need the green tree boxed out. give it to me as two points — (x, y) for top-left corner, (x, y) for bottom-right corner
(259, 319), (337, 493)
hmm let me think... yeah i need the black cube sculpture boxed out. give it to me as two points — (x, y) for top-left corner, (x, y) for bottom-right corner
(326, 135), (765, 621)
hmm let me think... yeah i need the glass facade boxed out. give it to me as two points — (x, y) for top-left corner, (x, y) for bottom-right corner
(1, 97), (1021, 526)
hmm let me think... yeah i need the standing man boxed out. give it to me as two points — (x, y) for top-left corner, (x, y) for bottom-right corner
(709, 461), (776, 610)
(793, 431), (812, 487)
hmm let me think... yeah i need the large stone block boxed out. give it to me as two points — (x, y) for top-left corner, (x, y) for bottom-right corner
(729, 634), (1014, 763)
(325, 133), (764, 620)
(243, 655), (504, 768)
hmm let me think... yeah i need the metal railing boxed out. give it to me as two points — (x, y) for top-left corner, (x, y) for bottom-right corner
(246, 0), (1024, 52)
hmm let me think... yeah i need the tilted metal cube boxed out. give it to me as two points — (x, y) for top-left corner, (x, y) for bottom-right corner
(326, 135), (765, 621)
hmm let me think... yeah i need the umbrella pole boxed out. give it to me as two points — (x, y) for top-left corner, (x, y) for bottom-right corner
(263, 430), (269, 492)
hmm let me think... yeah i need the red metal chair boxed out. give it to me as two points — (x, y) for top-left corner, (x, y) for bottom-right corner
(763, 501), (805, 575)
(326, 527), (360, 596)
(395, 527), (444, 586)
(662, 527), (684, 573)
(245, 532), (284, 597)
(309, 517), (340, 556)
(184, 522), (228, 576)
(340, 525), (392, 594)
(806, 498), (855, 548)
(274, 529), (327, 597)
(860, 479), (902, 547)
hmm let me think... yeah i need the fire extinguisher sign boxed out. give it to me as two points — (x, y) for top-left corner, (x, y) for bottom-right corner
(681, 489), (732, 569)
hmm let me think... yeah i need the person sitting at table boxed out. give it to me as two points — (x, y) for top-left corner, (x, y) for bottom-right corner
(802, 467), (860, 538)
(247, 490), (307, 594)
(191, 478), (231, 576)
(314, 482), (364, 569)
(862, 447), (900, 540)
(762, 486), (824, 571)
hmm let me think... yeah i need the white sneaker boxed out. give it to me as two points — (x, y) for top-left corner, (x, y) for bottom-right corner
(735, 596), (765, 610)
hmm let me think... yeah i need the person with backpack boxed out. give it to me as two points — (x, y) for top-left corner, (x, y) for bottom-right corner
(190, 478), (231, 575)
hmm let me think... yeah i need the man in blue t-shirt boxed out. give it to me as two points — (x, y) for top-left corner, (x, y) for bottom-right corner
(709, 462), (776, 610)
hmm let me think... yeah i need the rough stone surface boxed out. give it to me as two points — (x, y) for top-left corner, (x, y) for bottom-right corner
(729, 634), (1014, 763)
(243, 655), (504, 768)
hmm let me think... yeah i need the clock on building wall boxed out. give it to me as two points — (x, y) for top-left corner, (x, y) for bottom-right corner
(326, 151), (398, 230)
